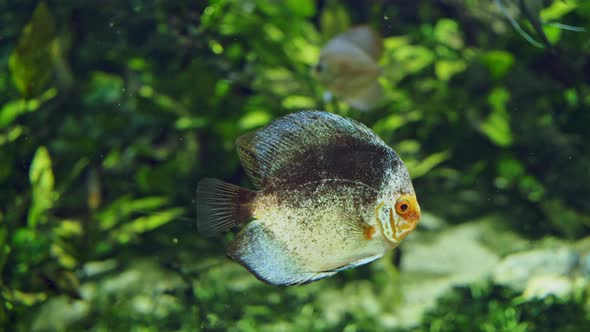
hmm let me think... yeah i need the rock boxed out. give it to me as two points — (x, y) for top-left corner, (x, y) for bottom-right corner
(401, 221), (501, 280)
(32, 295), (90, 331)
(32, 259), (188, 331)
(416, 211), (446, 231)
(574, 236), (590, 277)
(100, 259), (186, 296)
(492, 247), (579, 291)
(522, 275), (573, 300)
(317, 281), (383, 327)
(82, 259), (118, 277)
(477, 216), (531, 256)
(395, 221), (501, 327)
(581, 253), (590, 277)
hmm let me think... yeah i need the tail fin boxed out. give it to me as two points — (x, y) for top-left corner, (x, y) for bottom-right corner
(196, 178), (256, 237)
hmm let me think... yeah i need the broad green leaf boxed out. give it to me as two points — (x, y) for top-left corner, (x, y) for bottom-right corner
(285, 0), (315, 18)
(28, 146), (56, 228)
(519, 175), (545, 202)
(282, 95), (316, 109)
(480, 51), (515, 81)
(433, 19), (463, 49)
(8, 2), (57, 98)
(51, 242), (77, 269)
(320, 0), (350, 40)
(83, 71), (124, 105)
(396, 140), (421, 155)
(372, 114), (406, 138)
(112, 208), (185, 243)
(564, 88), (578, 106)
(13, 228), (51, 268)
(541, 199), (590, 237)
(481, 87), (513, 147)
(0, 126), (24, 146)
(239, 110), (272, 130)
(0, 100), (27, 129)
(542, 24), (562, 44)
(0, 88), (57, 128)
(541, 0), (578, 21)
(391, 45), (435, 75)
(175, 116), (208, 130)
(435, 59), (467, 81)
(384, 36), (410, 51)
(497, 154), (525, 183)
(54, 219), (83, 238)
(98, 196), (170, 231)
(405, 151), (451, 179)
(208, 39), (224, 54)
(7, 289), (47, 307)
(288, 35), (320, 66)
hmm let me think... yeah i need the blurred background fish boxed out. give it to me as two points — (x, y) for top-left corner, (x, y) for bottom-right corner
(312, 25), (384, 111)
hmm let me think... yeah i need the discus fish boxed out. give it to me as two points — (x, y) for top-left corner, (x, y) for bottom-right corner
(313, 26), (384, 111)
(196, 111), (420, 286)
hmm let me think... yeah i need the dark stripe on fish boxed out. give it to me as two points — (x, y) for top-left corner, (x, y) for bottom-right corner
(266, 137), (401, 193)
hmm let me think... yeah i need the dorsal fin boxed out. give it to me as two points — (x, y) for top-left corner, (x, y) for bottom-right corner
(236, 111), (396, 189)
(336, 25), (383, 61)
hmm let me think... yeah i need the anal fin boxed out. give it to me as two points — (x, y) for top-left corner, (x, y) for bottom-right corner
(329, 254), (383, 273)
(227, 220), (336, 286)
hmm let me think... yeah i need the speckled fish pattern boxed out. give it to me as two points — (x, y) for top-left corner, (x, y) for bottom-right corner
(197, 111), (419, 286)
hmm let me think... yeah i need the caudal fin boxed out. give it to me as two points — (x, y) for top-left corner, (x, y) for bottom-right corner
(196, 178), (256, 237)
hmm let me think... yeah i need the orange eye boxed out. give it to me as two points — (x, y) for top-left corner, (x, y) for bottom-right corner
(395, 199), (411, 215)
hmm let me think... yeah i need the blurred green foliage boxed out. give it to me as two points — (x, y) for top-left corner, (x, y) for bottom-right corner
(1, 0), (590, 331)
(421, 282), (590, 332)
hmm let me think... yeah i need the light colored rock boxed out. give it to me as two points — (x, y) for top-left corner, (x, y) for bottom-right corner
(395, 221), (501, 327)
(416, 211), (446, 231)
(317, 280), (383, 327)
(32, 296), (90, 331)
(581, 253), (590, 276)
(33, 259), (188, 331)
(82, 259), (118, 277)
(522, 275), (573, 300)
(100, 259), (185, 295)
(492, 247), (579, 291)
(401, 222), (500, 279)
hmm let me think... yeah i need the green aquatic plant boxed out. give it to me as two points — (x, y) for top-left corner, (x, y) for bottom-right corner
(420, 282), (590, 332)
(1, 0), (590, 330)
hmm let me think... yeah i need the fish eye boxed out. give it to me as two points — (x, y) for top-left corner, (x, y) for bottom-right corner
(395, 199), (411, 215)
